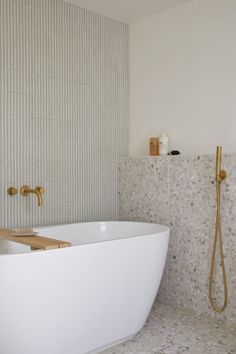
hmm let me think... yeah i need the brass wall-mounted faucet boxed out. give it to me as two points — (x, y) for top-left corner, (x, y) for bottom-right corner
(20, 185), (45, 207)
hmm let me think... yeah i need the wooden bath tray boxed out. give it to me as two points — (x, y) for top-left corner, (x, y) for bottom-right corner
(0, 230), (71, 250)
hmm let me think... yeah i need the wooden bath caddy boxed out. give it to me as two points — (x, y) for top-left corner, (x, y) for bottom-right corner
(0, 229), (71, 251)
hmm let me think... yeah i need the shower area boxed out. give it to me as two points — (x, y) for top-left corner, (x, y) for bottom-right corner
(114, 154), (236, 353)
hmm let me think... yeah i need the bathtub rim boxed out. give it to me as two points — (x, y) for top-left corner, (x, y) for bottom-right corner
(0, 221), (170, 257)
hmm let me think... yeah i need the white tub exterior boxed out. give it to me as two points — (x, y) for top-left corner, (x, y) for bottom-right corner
(0, 222), (169, 354)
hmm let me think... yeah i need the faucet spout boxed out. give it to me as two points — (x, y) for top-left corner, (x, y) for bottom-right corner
(30, 188), (42, 207)
(20, 185), (45, 207)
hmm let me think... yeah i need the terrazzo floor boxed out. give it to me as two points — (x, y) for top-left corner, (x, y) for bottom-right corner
(102, 301), (236, 354)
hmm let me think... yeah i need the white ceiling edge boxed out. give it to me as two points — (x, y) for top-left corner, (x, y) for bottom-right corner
(64, 0), (191, 24)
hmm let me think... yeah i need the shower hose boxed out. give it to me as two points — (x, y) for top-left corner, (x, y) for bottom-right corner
(209, 180), (228, 313)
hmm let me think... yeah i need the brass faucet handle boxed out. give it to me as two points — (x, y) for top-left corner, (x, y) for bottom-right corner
(35, 186), (45, 194)
(7, 187), (18, 196)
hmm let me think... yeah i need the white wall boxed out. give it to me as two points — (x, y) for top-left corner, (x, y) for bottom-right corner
(130, 0), (236, 156)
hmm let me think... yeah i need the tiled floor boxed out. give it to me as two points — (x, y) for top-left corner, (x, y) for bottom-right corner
(102, 302), (236, 354)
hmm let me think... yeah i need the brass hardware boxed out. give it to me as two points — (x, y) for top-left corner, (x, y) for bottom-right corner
(35, 186), (45, 195)
(7, 187), (18, 196)
(215, 146), (227, 183)
(20, 185), (45, 207)
(209, 146), (228, 313)
(218, 169), (227, 181)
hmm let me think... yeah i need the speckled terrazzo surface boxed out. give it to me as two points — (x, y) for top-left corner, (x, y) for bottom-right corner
(118, 155), (236, 327)
(102, 301), (236, 354)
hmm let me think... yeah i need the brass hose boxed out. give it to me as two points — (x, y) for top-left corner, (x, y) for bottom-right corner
(209, 147), (228, 313)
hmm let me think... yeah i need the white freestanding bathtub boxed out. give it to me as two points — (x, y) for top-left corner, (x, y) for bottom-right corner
(0, 221), (169, 354)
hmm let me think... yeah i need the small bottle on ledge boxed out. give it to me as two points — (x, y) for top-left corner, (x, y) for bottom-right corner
(149, 135), (159, 156)
(159, 132), (169, 155)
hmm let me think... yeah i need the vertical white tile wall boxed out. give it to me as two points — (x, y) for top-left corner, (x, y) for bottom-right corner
(0, 0), (129, 227)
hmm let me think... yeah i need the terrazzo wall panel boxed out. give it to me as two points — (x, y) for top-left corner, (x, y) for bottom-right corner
(119, 155), (236, 327)
(0, 0), (129, 227)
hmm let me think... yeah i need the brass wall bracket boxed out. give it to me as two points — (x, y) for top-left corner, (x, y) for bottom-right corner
(7, 187), (18, 196)
(215, 146), (227, 183)
(216, 170), (227, 183)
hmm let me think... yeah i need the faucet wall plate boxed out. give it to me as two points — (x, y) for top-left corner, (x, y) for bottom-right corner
(20, 185), (31, 196)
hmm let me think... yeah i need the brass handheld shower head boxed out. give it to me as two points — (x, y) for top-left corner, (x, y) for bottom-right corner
(209, 146), (228, 313)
